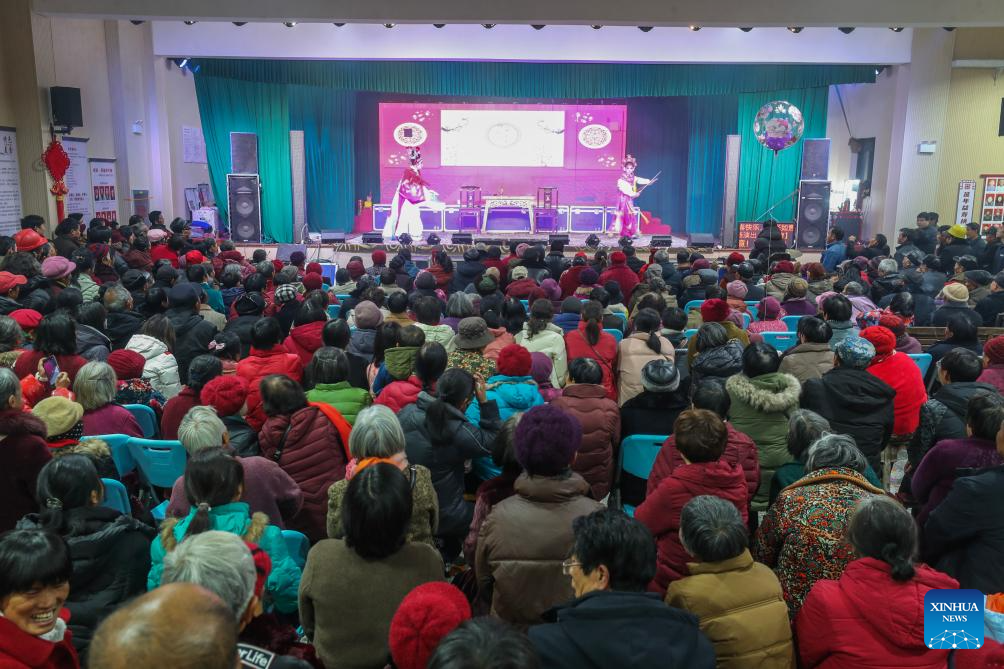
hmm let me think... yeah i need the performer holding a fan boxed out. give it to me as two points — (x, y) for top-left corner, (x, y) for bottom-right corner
(609, 154), (658, 238)
(385, 147), (440, 241)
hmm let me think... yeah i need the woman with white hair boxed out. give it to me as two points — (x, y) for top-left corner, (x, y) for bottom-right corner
(326, 405), (438, 546)
(753, 434), (885, 617)
(73, 361), (143, 438)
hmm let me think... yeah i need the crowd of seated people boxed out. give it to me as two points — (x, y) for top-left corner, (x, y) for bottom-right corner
(0, 213), (1003, 668)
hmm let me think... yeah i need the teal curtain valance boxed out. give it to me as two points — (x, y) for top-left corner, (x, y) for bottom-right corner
(194, 60), (875, 98)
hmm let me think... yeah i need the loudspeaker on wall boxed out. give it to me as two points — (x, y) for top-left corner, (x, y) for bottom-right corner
(227, 174), (261, 243)
(50, 87), (83, 128)
(796, 180), (831, 249)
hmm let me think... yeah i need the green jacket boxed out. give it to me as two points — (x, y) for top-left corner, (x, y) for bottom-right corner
(306, 381), (372, 425)
(384, 346), (419, 381)
(725, 372), (801, 511)
(147, 502), (301, 613)
(76, 273), (100, 302)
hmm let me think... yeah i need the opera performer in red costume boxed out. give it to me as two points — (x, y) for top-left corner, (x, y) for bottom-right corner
(384, 147), (441, 241)
(609, 154), (657, 238)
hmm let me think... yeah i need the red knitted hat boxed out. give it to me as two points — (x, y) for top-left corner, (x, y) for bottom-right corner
(106, 349), (146, 380)
(610, 251), (627, 264)
(497, 344), (532, 377)
(691, 258), (711, 271)
(9, 309), (42, 330)
(388, 583), (471, 669)
(860, 325), (897, 355)
(306, 262), (322, 275)
(271, 259), (284, 273)
(200, 375), (249, 417)
(700, 298), (731, 324)
(877, 313), (906, 337)
(726, 251), (745, 266)
(302, 273), (323, 291)
(372, 250), (387, 265)
(774, 260), (796, 274)
(985, 335), (1004, 364)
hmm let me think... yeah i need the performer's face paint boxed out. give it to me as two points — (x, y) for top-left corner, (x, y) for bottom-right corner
(624, 164), (635, 177)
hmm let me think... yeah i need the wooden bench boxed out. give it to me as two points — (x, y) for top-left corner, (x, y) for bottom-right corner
(907, 326), (1004, 349)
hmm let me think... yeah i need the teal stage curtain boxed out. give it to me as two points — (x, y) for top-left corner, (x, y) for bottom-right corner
(686, 95), (739, 235)
(194, 75), (294, 242)
(289, 86), (357, 233)
(736, 87), (830, 224)
(353, 93), (382, 212)
(626, 98), (690, 232)
(196, 60), (874, 99)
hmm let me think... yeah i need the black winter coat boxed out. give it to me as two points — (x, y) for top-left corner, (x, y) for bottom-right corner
(975, 291), (1004, 326)
(106, 310), (145, 350)
(166, 307), (219, 384)
(931, 303), (983, 331)
(801, 367), (895, 472)
(0, 295), (20, 315)
(529, 590), (715, 669)
(924, 465), (1004, 594)
(17, 506), (154, 656)
(915, 226), (939, 255)
(224, 314), (261, 358)
(869, 273), (905, 303)
(545, 252), (570, 283)
(937, 238), (973, 273)
(619, 388), (690, 438)
(451, 260), (485, 294)
(908, 382), (997, 470)
(398, 392), (501, 538)
(19, 276), (51, 314)
(76, 324), (112, 362)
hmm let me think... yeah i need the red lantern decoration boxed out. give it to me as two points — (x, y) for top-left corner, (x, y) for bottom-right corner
(42, 139), (71, 221)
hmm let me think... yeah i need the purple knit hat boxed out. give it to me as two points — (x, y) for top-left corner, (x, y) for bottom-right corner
(529, 352), (553, 389)
(514, 404), (581, 476)
(540, 278), (561, 301)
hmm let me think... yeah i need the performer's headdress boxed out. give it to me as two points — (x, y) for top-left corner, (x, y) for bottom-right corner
(407, 147), (422, 166)
(622, 154), (637, 168)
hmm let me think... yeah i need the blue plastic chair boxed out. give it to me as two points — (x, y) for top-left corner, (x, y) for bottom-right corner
(619, 435), (668, 517)
(742, 312), (751, 329)
(126, 438), (187, 497)
(151, 500), (169, 522)
(746, 305), (759, 319)
(762, 331), (799, 352)
(604, 328), (623, 343)
(520, 299), (529, 310)
(782, 315), (806, 332)
(683, 328), (699, 339)
(81, 434), (135, 477)
(282, 530), (310, 569)
(327, 304), (341, 320)
(683, 300), (705, 314)
(908, 353), (933, 378)
(611, 312), (628, 328)
(100, 478), (131, 516)
(335, 294), (351, 302)
(124, 404), (158, 439)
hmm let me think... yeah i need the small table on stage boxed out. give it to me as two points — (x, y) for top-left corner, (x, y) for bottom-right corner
(483, 196), (536, 233)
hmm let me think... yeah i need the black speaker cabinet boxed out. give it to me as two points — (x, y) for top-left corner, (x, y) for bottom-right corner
(650, 235), (676, 247)
(230, 132), (259, 175)
(227, 174), (261, 243)
(452, 233), (473, 245)
(796, 180), (831, 249)
(800, 138), (830, 181)
(50, 87), (83, 128)
(687, 233), (717, 248)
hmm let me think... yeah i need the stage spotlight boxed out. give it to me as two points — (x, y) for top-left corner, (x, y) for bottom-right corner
(232, 22), (247, 27)
(433, 24), (445, 28)
(889, 27), (904, 32)
(638, 26), (654, 32)
(739, 27), (754, 32)
(384, 23), (396, 28)
(591, 25), (603, 30)
(398, 233), (413, 246)
(426, 233), (441, 246)
(130, 20), (145, 25)
(184, 20), (198, 25)
(838, 27), (855, 34)
(178, 58), (189, 68)
(531, 24), (546, 30)
(787, 26), (804, 33)
(482, 23), (496, 29)
(689, 25), (701, 31)
(283, 21), (297, 27)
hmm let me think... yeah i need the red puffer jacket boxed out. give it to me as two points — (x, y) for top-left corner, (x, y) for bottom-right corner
(237, 347), (303, 431)
(599, 261), (640, 303)
(635, 460), (748, 596)
(558, 265), (588, 298)
(564, 325), (619, 401)
(282, 320), (326, 367)
(795, 558), (958, 669)
(867, 352), (926, 435)
(375, 376), (425, 413)
(551, 384), (620, 500)
(646, 424), (761, 505)
(258, 405), (348, 543)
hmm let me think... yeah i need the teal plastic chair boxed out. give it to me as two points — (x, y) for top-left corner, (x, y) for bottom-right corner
(81, 434), (134, 477)
(327, 304), (341, 320)
(746, 305), (759, 319)
(282, 530), (310, 569)
(683, 300), (705, 314)
(335, 294), (351, 302)
(124, 404), (158, 439)
(782, 315), (806, 332)
(126, 438), (187, 498)
(611, 312), (628, 328)
(520, 299), (529, 310)
(684, 328), (699, 339)
(604, 328), (623, 343)
(742, 312), (751, 329)
(762, 331), (799, 352)
(908, 353), (933, 378)
(619, 435), (668, 517)
(100, 478), (131, 516)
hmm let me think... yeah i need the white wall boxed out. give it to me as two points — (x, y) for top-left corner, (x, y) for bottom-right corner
(825, 67), (900, 236)
(158, 61), (210, 219)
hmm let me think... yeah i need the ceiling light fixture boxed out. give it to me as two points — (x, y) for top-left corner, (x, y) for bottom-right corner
(383, 23), (396, 28)
(184, 20), (198, 25)
(889, 27), (904, 32)
(283, 21), (297, 27)
(433, 24), (445, 28)
(739, 27), (754, 32)
(232, 22), (247, 27)
(838, 27), (855, 34)
(590, 25), (603, 30)
(130, 20), (145, 25)
(689, 25), (701, 31)
(787, 26), (804, 33)
(333, 22), (345, 27)
(943, 27), (956, 31)
(481, 23), (496, 29)
(638, 26), (654, 32)
(531, 24), (546, 30)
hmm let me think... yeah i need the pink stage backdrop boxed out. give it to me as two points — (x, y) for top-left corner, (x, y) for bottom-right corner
(378, 102), (627, 206)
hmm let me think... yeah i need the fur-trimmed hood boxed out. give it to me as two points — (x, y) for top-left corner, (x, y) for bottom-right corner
(725, 372), (801, 413)
(0, 408), (48, 439)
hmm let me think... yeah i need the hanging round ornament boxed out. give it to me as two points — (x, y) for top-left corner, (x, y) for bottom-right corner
(753, 100), (804, 153)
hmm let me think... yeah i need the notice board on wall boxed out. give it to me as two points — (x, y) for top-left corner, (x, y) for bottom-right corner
(0, 127), (22, 236)
(62, 136), (92, 220)
(89, 159), (118, 222)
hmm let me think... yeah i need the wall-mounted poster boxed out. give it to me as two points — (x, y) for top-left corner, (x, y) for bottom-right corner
(956, 180), (977, 228)
(62, 137), (92, 220)
(0, 127), (22, 236)
(89, 159), (118, 222)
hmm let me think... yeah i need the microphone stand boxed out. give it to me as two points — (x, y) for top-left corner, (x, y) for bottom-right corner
(754, 188), (800, 222)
